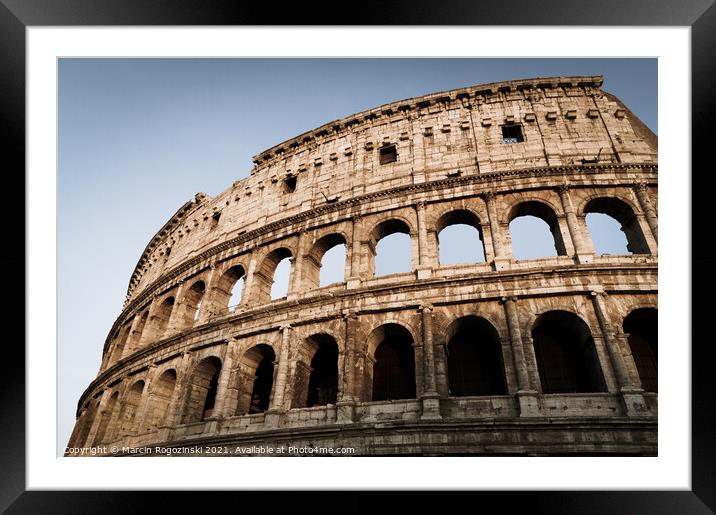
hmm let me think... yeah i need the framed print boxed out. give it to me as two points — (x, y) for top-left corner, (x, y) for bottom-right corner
(5, 0), (716, 512)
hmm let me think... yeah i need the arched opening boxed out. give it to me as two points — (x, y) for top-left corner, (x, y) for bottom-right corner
(532, 311), (606, 393)
(436, 210), (486, 265)
(508, 201), (566, 259)
(372, 219), (412, 276)
(254, 247), (293, 303)
(369, 323), (416, 401)
(320, 244), (346, 286)
(293, 334), (339, 409)
(151, 296), (175, 341)
(182, 356), (222, 424)
(304, 233), (347, 290)
(118, 380), (145, 436)
(214, 265), (246, 313)
(271, 258), (291, 299)
(623, 308), (658, 392)
(182, 280), (206, 327)
(584, 197), (650, 255)
(236, 344), (276, 415)
(94, 391), (119, 445)
(446, 316), (507, 396)
(145, 369), (177, 431)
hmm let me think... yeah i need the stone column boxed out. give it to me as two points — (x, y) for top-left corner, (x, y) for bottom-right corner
(108, 380), (131, 443)
(165, 281), (187, 336)
(614, 331), (642, 388)
(120, 315), (144, 360)
(133, 299), (159, 351)
(634, 183), (658, 244)
(84, 390), (111, 448)
(287, 232), (306, 300)
(483, 192), (510, 270)
(419, 304), (441, 419)
(434, 342), (450, 398)
(197, 264), (218, 323)
(501, 296), (540, 416)
(266, 325), (291, 427)
(590, 291), (648, 417)
(211, 340), (235, 419)
(337, 310), (358, 423)
(132, 365), (158, 436)
(558, 185), (593, 264)
(165, 352), (194, 428)
(241, 249), (259, 306)
(415, 202), (434, 279)
(346, 215), (362, 289)
(100, 344), (112, 373)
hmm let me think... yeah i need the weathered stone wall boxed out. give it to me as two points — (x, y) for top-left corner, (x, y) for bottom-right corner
(68, 76), (658, 456)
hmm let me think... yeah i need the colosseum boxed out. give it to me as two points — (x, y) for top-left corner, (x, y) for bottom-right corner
(67, 75), (658, 457)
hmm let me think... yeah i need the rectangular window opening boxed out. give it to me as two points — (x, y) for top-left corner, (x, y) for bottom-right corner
(502, 124), (524, 144)
(379, 144), (397, 165)
(283, 175), (297, 193)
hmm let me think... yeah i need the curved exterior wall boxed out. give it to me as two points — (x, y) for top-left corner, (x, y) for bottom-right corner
(68, 75), (658, 456)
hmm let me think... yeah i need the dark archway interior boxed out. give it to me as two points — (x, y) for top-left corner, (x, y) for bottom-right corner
(623, 308), (658, 392)
(532, 311), (606, 394)
(306, 335), (339, 407)
(182, 356), (222, 424)
(249, 345), (276, 414)
(372, 325), (416, 401)
(446, 316), (507, 396)
(202, 368), (220, 420)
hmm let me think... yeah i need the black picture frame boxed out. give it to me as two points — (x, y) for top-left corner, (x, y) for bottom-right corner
(3, 1), (714, 512)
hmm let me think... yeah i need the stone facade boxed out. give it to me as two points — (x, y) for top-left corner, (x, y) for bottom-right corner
(67, 75), (658, 456)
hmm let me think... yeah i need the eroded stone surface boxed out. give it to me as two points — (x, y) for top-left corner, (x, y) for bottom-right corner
(67, 76), (657, 456)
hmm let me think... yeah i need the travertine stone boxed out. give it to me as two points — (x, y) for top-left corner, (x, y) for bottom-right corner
(69, 76), (657, 456)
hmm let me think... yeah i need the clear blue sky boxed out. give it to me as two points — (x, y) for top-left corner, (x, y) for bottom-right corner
(58, 58), (657, 452)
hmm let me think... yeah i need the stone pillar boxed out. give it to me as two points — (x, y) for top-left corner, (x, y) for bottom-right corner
(165, 281), (187, 336)
(614, 331), (642, 388)
(166, 352), (194, 428)
(196, 264), (217, 323)
(211, 341), (235, 419)
(419, 304), (441, 419)
(108, 380), (131, 443)
(590, 291), (648, 417)
(634, 183), (658, 244)
(132, 365), (158, 435)
(241, 250), (259, 306)
(483, 192), (510, 270)
(84, 390), (111, 448)
(347, 216), (362, 289)
(119, 317), (139, 360)
(266, 325), (291, 427)
(434, 342), (450, 398)
(415, 202), (434, 279)
(337, 310), (358, 424)
(501, 296), (540, 416)
(287, 232), (306, 300)
(100, 345), (112, 373)
(558, 185), (593, 264)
